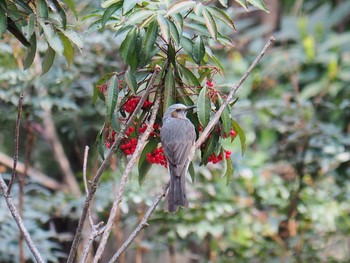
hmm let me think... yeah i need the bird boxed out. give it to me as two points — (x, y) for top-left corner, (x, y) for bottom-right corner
(160, 103), (196, 212)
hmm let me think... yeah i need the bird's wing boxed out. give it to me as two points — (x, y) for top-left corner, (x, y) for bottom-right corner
(161, 119), (195, 168)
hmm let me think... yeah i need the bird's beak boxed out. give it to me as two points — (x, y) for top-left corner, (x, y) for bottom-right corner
(185, 105), (197, 111)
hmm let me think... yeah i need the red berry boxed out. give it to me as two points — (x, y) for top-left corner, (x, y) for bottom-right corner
(206, 81), (214, 87)
(230, 129), (237, 137)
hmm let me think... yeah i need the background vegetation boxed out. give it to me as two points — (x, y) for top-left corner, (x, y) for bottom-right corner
(0, 0), (349, 262)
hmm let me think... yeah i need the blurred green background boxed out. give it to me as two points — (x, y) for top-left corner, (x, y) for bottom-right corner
(0, 0), (349, 262)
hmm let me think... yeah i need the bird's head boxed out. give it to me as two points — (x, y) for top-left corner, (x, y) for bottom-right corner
(163, 103), (196, 120)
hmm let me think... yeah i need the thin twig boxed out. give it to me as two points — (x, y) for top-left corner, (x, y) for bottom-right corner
(80, 146), (106, 263)
(82, 146), (94, 226)
(108, 36), (276, 261)
(0, 175), (44, 263)
(66, 66), (162, 263)
(19, 120), (35, 263)
(109, 181), (170, 263)
(195, 36), (276, 148)
(92, 87), (163, 263)
(7, 91), (24, 194)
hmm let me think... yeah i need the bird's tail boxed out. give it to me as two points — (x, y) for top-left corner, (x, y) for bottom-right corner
(168, 165), (188, 213)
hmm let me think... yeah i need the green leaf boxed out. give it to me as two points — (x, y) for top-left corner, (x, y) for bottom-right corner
(126, 9), (154, 25)
(59, 30), (83, 50)
(59, 32), (74, 66)
(166, 0), (196, 17)
(247, 0), (269, 12)
(142, 19), (158, 61)
(164, 68), (175, 112)
(179, 65), (200, 87)
(177, 86), (194, 106)
(221, 105), (232, 137)
(41, 45), (56, 75)
(168, 19), (180, 44)
(106, 75), (119, 123)
(111, 112), (121, 132)
(219, 0), (228, 7)
(51, 0), (67, 29)
(0, 7), (7, 36)
(192, 36), (205, 64)
(38, 19), (64, 55)
(171, 13), (183, 33)
(211, 54), (224, 73)
(101, 0), (121, 9)
(232, 119), (246, 156)
(94, 73), (115, 103)
(189, 162), (195, 183)
(202, 9), (217, 40)
(138, 139), (159, 185)
(102, 2), (122, 28)
(37, 0), (48, 19)
(125, 67), (138, 94)
(157, 14), (169, 43)
(120, 28), (136, 63)
(225, 157), (234, 185)
(201, 129), (220, 164)
(123, 0), (138, 14)
(234, 0), (249, 11)
(13, 0), (33, 13)
(207, 6), (236, 30)
(180, 36), (194, 58)
(128, 48), (140, 71)
(23, 33), (36, 70)
(63, 0), (78, 19)
(24, 13), (35, 39)
(197, 87), (211, 128)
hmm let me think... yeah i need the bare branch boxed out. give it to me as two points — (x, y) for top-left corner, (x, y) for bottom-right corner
(108, 181), (170, 262)
(79, 146), (106, 263)
(7, 91), (24, 194)
(0, 175), (44, 263)
(92, 86), (163, 263)
(42, 106), (81, 196)
(66, 66), (162, 263)
(107, 36), (276, 261)
(195, 36), (276, 148)
(0, 152), (63, 190)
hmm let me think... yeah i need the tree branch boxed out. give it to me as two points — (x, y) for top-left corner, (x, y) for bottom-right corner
(0, 175), (44, 263)
(80, 146), (105, 263)
(7, 91), (24, 194)
(195, 36), (276, 148)
(108, 181), (170, 263)
(0, 152), (63, 190)
(92, 85), (163, 263)
(42, 106), (81, 196)
(66, 66), (162, 263)
(107, 36), (276, 261)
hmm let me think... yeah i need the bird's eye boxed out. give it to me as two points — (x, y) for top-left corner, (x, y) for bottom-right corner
(176, 109), (181, 112)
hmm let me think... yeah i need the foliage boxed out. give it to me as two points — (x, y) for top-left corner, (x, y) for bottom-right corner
(0, 0), (81, 74)
(0, 0), (349, 262)
(90, 0), (269, 184)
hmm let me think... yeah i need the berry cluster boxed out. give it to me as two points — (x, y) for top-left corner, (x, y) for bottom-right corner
(206, 80), (214, 87)
(146, 148), (167, 167)
(208, 150), (231, 164)
(138, 123), (160, 137)
(99, 80), (124, 95)
(123, 97), (152, 113)
(105, 130), (117, 148)
(120, 138), (138, 155)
